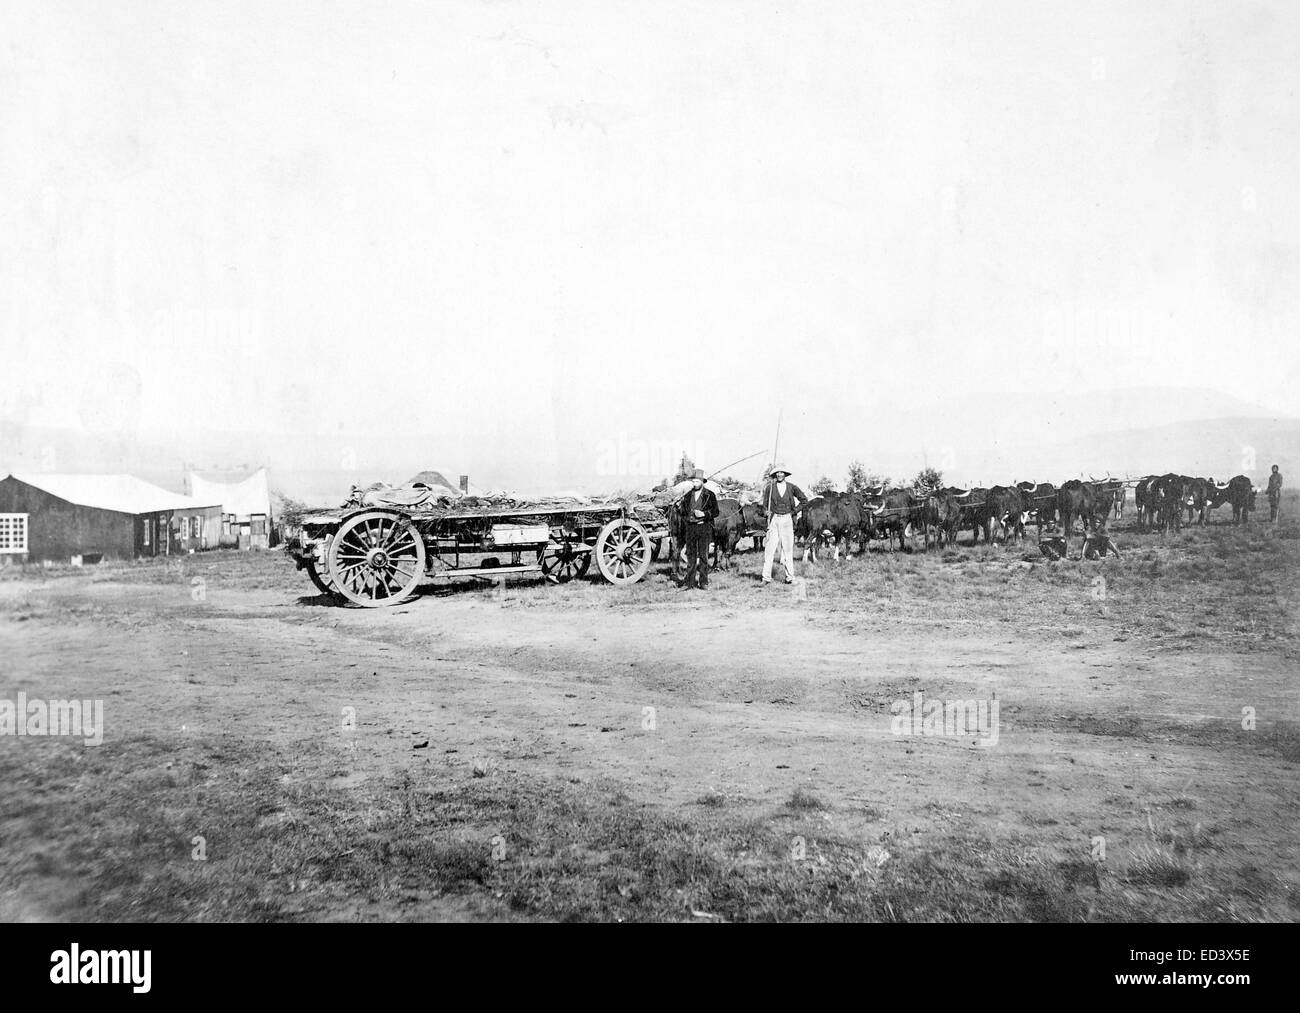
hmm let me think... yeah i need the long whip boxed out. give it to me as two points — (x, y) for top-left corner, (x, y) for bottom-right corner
(706, 449), (768, 482)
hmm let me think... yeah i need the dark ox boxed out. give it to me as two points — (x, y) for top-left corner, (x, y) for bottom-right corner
(799, 492), (863, 562)
(709, 497), (746, 569)
(921, 487), (974, 548)
(740, 500), (767, 551)
(981, 485), (1027, 544)
(1090, 476), (1125, 520)
(1134, 476), (1158, 531)
(1150, 473), (1188, 532)
(1209, 475), (1256, 525)
(1056, 480), (1096, 535)
(863, 488), (918, 551)
(1016, 481), (1058, 532)
(961, 488), (990, 544)
(1182, 477), (1212, 526)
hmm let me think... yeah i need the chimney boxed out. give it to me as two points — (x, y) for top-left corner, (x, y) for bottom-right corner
(459, 475), (469, 494)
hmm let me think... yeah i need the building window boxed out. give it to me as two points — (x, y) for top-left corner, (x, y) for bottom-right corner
(142, 518), (151, 547)
(190, 516), (201, 539)
(0, 514), (28, 553)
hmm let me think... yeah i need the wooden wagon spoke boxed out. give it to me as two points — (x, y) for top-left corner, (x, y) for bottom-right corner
(328, 511), (427, 607)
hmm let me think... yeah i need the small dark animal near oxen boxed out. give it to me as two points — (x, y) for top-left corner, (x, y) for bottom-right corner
(981, 485), (1027, 544)
(1016, 481), (1058, 532)
(1209, 475), (1257, 525)
(799, 492), (863, 562)
(1056, 480), (1096, 536)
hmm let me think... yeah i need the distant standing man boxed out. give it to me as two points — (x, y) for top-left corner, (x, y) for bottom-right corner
(678, 469), (719, 590)
(1267, 464), (1283, 522)
(761, 464), (808, 584)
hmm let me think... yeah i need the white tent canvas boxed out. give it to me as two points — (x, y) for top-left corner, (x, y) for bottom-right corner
(187, 469), (272, 522)
(186, 468), (273, 548)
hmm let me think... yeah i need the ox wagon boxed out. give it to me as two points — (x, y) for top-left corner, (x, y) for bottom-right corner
(288, 497), (668, 607)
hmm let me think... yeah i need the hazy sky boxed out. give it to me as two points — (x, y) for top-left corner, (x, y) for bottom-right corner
(2, 1), (1298, 489)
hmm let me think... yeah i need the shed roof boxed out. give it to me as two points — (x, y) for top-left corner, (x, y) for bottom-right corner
(8, 473), (219, 515)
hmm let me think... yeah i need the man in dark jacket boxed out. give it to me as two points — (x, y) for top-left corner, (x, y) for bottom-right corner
(678, 469), (719, 590)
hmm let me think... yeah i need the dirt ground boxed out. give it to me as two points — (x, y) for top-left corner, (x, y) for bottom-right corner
(1, 502), (1297, 921)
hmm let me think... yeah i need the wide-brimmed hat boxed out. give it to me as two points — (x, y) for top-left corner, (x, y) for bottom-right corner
(690, 468), (705, 480)
(770, 463), (791, 477)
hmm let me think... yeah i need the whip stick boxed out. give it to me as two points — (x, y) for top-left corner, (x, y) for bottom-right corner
(706, 449), (767, 482)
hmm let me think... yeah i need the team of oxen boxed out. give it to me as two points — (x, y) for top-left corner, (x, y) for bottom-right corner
(663, 473), (1260, 573)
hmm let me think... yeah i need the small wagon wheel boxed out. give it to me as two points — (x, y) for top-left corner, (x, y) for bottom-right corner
(305, 534), (339, 596)
(540, 538), (591, 583)
(327, 510), (426, 607)
(594, 518), (653, 585)
(305, 558), (338, 596)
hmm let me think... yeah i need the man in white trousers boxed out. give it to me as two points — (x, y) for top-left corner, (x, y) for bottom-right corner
(761, 464), (808, 584)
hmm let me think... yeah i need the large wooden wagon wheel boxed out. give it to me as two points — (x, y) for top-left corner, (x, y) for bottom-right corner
(594, 518), (653, 585)
(327, 510), (427, 607)
(540, 538), (591, 583)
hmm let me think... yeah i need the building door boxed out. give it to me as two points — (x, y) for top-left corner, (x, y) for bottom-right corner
(138, 515), (157, 557)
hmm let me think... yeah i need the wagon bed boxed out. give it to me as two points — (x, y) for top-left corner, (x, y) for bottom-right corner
(287, 498), (669, 607)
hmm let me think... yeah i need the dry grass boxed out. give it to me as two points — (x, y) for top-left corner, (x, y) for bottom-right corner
(4, 735), (1289, 922)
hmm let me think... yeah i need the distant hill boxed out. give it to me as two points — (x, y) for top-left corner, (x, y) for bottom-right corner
(782, 387), (1295, 489)
(3, 385), (1294, 499)
(966, 416), (1300, 485)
